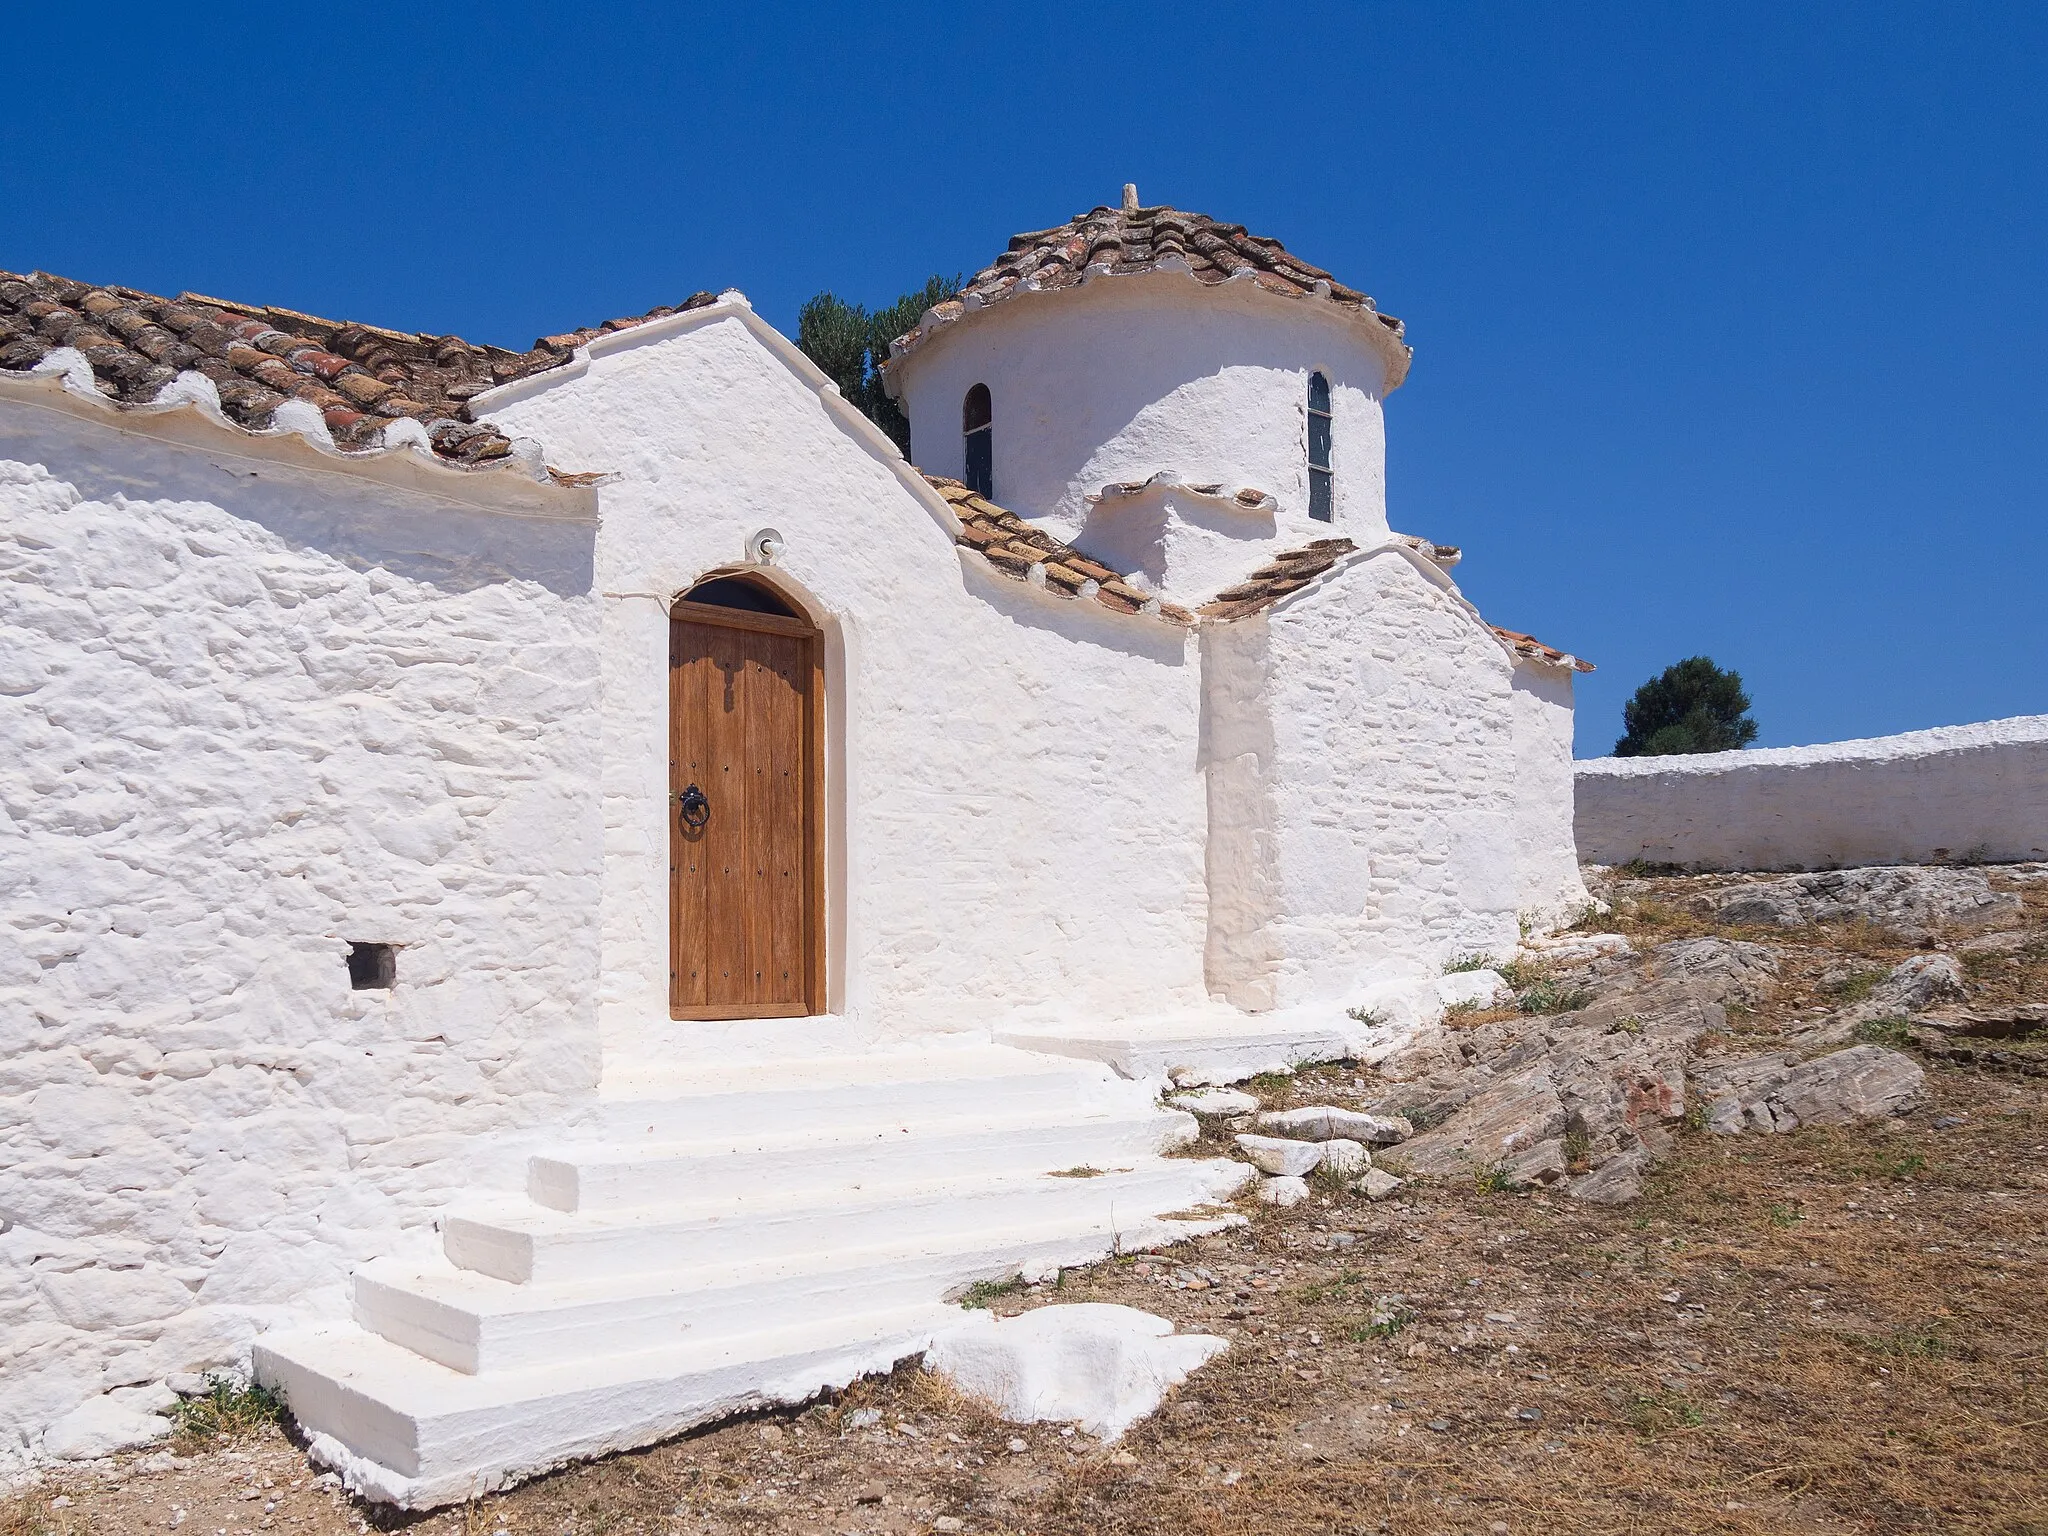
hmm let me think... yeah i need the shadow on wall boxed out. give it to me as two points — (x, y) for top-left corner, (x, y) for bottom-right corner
(0, 406), (597, 598)
(956, 555), (1194, 667)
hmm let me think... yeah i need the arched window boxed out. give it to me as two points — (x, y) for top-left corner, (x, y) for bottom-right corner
(681, 574), (798, 617)
(963, 383), (993, 499)
(1307, 371), (1334, 522)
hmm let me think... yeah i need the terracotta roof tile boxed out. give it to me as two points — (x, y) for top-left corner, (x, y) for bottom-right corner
(1197, 539), (1357, 621)
(888, 197), (1406, 369)
(0, 269), (717, 463)
(927, 475), (1192, 625)
(1491, 626), (1595, 672)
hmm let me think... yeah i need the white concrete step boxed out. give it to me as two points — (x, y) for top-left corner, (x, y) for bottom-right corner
(255, 1301), (960, 1508)
(996, 1016), (1361, 1086)
(528, 1105), (1194, 1213)
(444, 1159), (1248, 1284)
(359, 1199), (1237, 1375)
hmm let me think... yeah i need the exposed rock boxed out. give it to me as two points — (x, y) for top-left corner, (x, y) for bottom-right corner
(1697, 1045), (1927, 1134)
(1256, 1175), (1311, 1207)
(1317, 1139), (1370, 1177)
(1233, 1134), (1324, 1177)
(1865, 954), (1966, 1015)
(1643, 937), (1781, 1001)
(42, 1394), (172, 1459)
(1565, 1147), (1652, 1204)
(1255, 1106), (1411, 1144)
(1392, 1070), (1567, 1187)
(1696, 866), (2020, 939)
(924, 1304), (1228, 1442)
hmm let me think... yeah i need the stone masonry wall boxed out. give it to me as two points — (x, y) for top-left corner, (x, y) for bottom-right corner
(0, 421), (604, 1461)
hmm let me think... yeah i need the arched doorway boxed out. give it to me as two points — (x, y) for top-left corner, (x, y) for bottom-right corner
(669, 574), (824, 1018)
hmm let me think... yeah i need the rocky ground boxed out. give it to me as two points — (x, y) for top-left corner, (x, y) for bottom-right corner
(7, 865), (2044, 1536)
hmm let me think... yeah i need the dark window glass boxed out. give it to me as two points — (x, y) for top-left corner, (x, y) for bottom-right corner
(963, 383), (993, 498)
(1307, 371), (1334, 522)
(347, 942), (396, 991)
(682, 576), (798, 617)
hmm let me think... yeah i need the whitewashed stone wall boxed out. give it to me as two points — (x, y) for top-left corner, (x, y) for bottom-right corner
(1511, 662), (1590, 921)
(891, 274), (1395, 568)
(0, 408), (604, 1461)
(1576, 715), (2048, 871)
(1203, 547), (1551, 1008)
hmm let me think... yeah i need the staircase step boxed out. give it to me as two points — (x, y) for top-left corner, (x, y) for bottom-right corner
(361, 1198), (1240, 1375)
(255, 1302), (960, 1508)
(528, 1107), (1193, 1213)
(445, 1159), (1249, 1283)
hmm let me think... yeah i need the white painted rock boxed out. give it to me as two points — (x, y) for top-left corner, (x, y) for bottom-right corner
(925, 1304), (1227, 1441)
(1233, 1133), (1323, 1177)
(1255, 1107), (1412, 1145)
(1318, 1139), (1369, 1177)
(1256, 1175), (1310, 1206)
(1351, 1167), (1404, 1201)
(1436, 969), (1507, 1009)
(1168, 1088), (1260, 1117)
(42, 1395), (172, 1459)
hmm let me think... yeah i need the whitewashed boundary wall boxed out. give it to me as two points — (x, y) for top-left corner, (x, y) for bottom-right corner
(1575, 715), (2048, 871)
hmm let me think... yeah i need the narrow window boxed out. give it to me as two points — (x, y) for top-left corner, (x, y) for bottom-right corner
(963, 383), (993, 499)
(1307, 371), (1334, 521)
(347, 942), (396, 991)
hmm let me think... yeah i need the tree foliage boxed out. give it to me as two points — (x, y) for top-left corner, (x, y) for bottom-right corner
(795, 274), (960, 458)
(1613, 656), (1760, 756)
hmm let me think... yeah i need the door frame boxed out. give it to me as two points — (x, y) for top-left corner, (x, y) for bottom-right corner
(668, 588), (826, 1020)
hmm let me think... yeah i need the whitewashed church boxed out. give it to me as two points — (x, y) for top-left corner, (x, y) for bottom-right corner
(0, 188), (1589, 1499)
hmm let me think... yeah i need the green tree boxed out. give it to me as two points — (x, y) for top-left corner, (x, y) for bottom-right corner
(1613, 656), (1760, 756)
(795, 274), (960, 458)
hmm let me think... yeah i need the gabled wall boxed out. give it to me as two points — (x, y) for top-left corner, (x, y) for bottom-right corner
(1201, 549), (1529, 1008)
(474, 307), (1214, 1051)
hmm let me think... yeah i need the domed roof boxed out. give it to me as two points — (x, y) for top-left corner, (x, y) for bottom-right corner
(886, 187), (1409, 380)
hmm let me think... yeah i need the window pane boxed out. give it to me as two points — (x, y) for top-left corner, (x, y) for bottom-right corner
(965, 427), (993, 499)
(1309, 467), (1333, 521)
(1307, 371), (1331, 413)
(1308, 412), (1332, 471)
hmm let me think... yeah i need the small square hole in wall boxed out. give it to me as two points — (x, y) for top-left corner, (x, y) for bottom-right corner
(347, 942), (397, 991)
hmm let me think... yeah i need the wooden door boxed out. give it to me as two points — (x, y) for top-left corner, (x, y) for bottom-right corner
(669, 599), (822, 1019)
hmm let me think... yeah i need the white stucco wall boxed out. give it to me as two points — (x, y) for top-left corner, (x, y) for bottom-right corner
(1201, 548), (1530, 1009)
(0, 404), (604, 1460)
(473, 304), (1215, 1054)
(1576, 715), (2048, 871)
(890, 275), (1394, 600)
(1511, 662), (1592, 920)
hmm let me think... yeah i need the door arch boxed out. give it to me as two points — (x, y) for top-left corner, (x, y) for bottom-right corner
(668, 573), (824, 1018)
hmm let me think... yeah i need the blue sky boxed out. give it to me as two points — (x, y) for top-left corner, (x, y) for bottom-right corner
(4, 2), (2042, 753)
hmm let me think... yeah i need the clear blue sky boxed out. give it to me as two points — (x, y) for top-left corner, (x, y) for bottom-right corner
(4, 2), (2042, 754)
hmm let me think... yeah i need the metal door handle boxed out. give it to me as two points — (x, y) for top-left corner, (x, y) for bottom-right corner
(678, 783), (710, 830)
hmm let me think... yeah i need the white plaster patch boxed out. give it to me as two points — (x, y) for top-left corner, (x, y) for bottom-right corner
(925, 1304), (1226, 1440)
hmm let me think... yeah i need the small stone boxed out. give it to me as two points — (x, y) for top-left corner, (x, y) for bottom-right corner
(844, 1407), (881, 1430)
(1932, 1114), (1964, 1130)
(1257, 1174), (1311, 1207)
(894, 1421), (922, 1439)
(1108, 1449), (1138, 1466)
(933, 1519), (966, 1533)
(1352, 1168), (1404, 1201)
(757, 1423), (785, 1444)
(854, 1483), (887, 1505)
(1426, 1418), (1452, 1432)
(1235, 1134), (1324, 1177)
(1318, 1139), (1370, 1177)
(1169, 1088), (1260, 1116)
(1484, 1312), (1516, 1324)
(1007, 1437), (1029, 1454)
(1516, 1408), (1542, 1423)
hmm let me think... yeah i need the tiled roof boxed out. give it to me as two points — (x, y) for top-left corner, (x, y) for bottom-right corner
(1199, 539), (1596, 670)
(926, 475), (1193, 624)
(0, 269), (716, 464)
(1198, 539), (1358, 621)
(1492, 627), (1596, 672)
(888, 193), (1406, 368)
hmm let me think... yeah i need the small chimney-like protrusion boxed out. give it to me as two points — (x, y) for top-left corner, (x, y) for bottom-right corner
(1122, 183), (1140, 213)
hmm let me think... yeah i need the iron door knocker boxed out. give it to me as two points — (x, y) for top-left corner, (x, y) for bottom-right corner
(678, 783), (710, 831)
